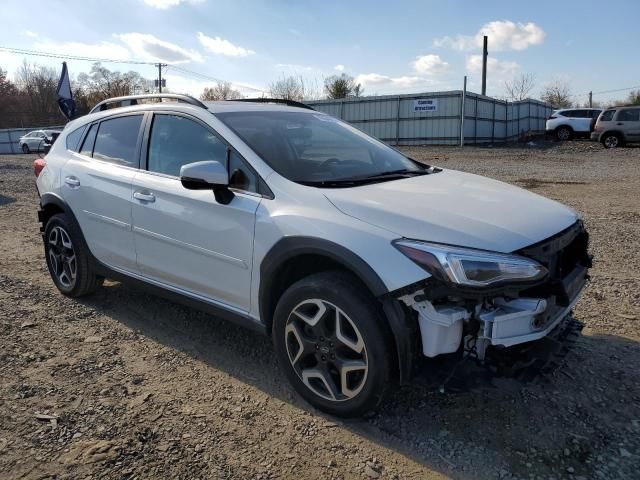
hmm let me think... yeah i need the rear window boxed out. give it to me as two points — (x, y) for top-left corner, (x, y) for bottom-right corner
(65, 125), (86, 152)
(600, 110), (616, 122)
(617, 109), (640, 122)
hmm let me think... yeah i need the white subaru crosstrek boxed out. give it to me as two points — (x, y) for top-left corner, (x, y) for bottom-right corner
(35, 94), (592, 417)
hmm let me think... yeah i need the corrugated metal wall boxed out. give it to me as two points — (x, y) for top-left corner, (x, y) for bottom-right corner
(307, 91), (552, 145)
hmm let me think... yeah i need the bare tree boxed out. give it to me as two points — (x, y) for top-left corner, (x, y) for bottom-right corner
(269, 75), (316, 102)
(503, 73), (535, 101)
(76, 62), (148, 108)
(541, 80), (573, 108)
(200, 81), (243, 101)
(15, 60), (60, 124)
(324, 74), (363, 99)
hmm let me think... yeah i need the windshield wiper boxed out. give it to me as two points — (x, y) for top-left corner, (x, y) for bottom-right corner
(296, 169), (430, 188)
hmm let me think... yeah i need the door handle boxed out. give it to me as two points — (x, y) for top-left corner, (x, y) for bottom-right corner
(64, 176), (80, 187)
(616, 122), (624, 126)
(134, 191), (156, 203)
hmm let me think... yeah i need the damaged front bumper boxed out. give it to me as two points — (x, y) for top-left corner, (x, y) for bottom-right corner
(398, 222), (591, 361)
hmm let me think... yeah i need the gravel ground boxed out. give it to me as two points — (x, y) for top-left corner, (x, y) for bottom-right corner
(0, 140), (639, 480)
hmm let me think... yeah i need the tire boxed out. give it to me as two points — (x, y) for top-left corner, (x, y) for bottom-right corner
(602, 133), (623, 149)
(556, 126), (572, 141)
(272, 271), (394, 417)
(43, 213), (101, 297)
(22, 143), (30, 154)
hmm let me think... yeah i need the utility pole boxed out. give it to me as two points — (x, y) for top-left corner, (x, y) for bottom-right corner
(481, 36), (488, 96)
(588, 91), (593, 108)
(155, 63), (167, 93)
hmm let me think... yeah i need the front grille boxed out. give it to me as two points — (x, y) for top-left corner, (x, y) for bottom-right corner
(517, 221), (592, 306)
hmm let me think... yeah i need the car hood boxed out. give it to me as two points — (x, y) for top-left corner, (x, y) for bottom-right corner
(324, 169), (579, 253)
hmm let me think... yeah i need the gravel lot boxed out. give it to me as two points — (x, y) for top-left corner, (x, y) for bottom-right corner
(1, 140), (639, 479)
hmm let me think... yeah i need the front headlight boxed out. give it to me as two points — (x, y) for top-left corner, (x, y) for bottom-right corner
(393, 240), (548, 288)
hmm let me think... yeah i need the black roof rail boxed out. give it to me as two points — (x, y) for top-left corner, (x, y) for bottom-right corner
(232, 98), (315, 111)
(89, 94), (207, 114)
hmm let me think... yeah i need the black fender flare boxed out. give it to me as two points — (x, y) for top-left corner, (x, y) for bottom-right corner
(259, 236), (416, 384)
(38, 193), (81, 232)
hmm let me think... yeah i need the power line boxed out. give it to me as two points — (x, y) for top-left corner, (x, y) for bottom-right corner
(0, 45), (154, 65)
(168, 65), (267, 94)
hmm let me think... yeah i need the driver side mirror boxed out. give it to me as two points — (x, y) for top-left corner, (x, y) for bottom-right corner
(180, 160), (234, 204)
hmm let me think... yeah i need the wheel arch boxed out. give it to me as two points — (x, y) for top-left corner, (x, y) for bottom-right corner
(38, 193), (78, 232)
(555, 124), (574, 133)
(259, 236), (416, 384)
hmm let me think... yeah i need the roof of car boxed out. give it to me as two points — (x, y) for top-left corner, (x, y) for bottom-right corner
(204, 100), (317, 113)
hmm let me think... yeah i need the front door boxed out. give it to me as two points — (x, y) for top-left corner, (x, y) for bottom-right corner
(131, 112), (261, 312)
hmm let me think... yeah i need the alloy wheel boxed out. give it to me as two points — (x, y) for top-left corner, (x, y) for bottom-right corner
(557, 128), (570, 141)
(284, 299), (368, 402)
(48, 226), (77, 288)
(604, 135), (619, 148)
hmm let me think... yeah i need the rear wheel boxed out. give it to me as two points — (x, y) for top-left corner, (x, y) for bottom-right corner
(22, 143), (30, 154)
(44, 213), (102, 297)
(273, 271), (394, 417)
(556, 126), (572, 141)
(602, 133), (622, 149)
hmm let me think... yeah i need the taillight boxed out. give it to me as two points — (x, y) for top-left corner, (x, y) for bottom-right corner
(33, 158), (46, 177)
(547, 115), (557, 120)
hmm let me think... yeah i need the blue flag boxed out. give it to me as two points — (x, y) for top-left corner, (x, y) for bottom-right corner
(56, 62), (76, 120)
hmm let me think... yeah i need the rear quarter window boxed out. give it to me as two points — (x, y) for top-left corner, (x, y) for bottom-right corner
(600, 110), (616, 122)
(65, 125), (87, 152)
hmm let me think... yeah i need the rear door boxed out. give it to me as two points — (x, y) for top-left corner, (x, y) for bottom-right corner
(616, 108), (640, 141)
(61, 113), (145, 271)
(131, 111), (262, 312)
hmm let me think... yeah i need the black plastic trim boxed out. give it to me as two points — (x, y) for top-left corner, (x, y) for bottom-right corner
(94, 262), (267, 336)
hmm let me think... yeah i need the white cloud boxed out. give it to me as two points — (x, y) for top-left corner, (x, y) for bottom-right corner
(197, 32), (255, 57)
(412, 54), (449, 75)
(334, 64), (345, 72)
(466, 54), (520, 75)
(434, 20), (545, 51)
(116, 33), (202, 64)
(22, 30), (38, 38)
(142, 0), (204, 8)
(33, 40), (132, 60)
(275, 63), (313, 72)
(356, 73), (423, 88)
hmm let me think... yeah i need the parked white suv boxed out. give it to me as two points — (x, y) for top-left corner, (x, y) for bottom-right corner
(35, 94), (592, 416)
(545, 108), (602, 141)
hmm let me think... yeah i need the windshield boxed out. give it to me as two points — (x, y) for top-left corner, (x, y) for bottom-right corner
(216, 111), (426, 185)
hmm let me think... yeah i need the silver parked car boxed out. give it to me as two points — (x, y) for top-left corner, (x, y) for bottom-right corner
(18, 130), (61, 153)
(591, 106), (640, 148)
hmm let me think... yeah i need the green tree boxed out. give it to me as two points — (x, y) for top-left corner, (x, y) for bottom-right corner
(324, 74), (363, 99)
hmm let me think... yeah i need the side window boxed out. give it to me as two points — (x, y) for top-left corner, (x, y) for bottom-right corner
(591, 110), (602, 120)
(228, 150), (258, 193)
(559, 110), (573, 118)
(600, 110), (615, 121)
(66, 125), (86, 152)
(618, 109), (640, 122)
(93, 115), (143, 167)
(79, 124), (98, 157)
(147, 114), (227, 177)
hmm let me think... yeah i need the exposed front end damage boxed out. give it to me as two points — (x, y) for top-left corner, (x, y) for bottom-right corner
(397, 221), (592, 365)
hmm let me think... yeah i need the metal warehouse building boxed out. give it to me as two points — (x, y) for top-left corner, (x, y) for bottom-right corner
(307, 90), (553, 145)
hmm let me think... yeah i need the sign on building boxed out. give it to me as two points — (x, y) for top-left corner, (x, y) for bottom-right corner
(412, 98), (438, 112)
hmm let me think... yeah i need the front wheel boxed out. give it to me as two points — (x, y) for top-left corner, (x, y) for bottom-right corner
(273, 271), (394, 417)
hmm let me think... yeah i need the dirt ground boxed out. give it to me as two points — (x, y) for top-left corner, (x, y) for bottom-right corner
(1, 140), (639, 480)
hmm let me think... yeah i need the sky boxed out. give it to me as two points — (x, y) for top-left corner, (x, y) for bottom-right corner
(0, 0), (639, 104)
